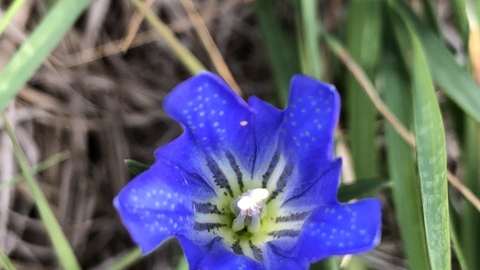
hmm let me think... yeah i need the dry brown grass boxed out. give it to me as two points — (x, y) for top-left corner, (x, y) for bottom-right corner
(0, 0), (275, 268)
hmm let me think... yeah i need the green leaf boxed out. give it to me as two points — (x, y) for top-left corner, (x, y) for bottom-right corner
(295, 0), (323, 80)
(461, 118), (480, 270)
(0, 0), (94, 112)
(419, 0), (441, 34)
(337, 178), (389, 203)
(106, 247), (142, 270)
(381, 48), (430, 270)
(448, 0), (469, 42)
(129, 0), (205, 75)
(254, 0), (300, 107)
(450, 203), (469, 270)
(0, 0), (29, 36)
(176, 255), (189, 270)
(125, 159), (150, 175)
(2, 114), (81, 270)
(345, 0), (382, 179)
(0, 151), (69, 190)
(410, 29), (451, 270)
(0, 249), (16, 270)
(389, 0), (480, 124)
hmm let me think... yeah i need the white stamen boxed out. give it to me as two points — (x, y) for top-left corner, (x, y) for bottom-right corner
(230, 188), (269, 233)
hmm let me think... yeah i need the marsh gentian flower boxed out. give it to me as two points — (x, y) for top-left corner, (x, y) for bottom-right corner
(114, 72), (381, 269)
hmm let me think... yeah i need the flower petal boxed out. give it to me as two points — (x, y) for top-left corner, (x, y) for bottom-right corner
(163, 72), (256, 174)
(179, 236), (263, 270)
(296, 199), (382, 262)
(154, 132), (216, 200)
(281, 75), (340, 186)
(114, 160), (195, 253)
(283, 158), (342, 209)
(263, 243), (309, 270)
(248, 96), (285, 177)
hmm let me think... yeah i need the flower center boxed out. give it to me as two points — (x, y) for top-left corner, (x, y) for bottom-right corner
(230, 188), (269, 233)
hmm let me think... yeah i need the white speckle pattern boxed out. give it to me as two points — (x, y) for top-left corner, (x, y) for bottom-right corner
(300, 199), (381, 255)
(281, 76), (340, 166)
(163, 74), (254, 169)
(114, 161), (195, 247)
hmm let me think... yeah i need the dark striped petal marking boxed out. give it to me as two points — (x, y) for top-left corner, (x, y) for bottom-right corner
(205, 156), (234, 197)
(191, 149), (313, 264)
(226, 152), (244, 192)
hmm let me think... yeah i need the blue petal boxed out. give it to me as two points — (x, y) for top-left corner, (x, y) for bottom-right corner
(179, 236), (263, 270)
(154, 132), (215, 200)
(295, 199), (382, 262)
(163, 72), (256, 174)
(248, 96), (284, 176)
(114, 160), (196, 253)
(264, 243), (309, 270)
(283, 159), (342, 209)
(281, 75), (340, 185)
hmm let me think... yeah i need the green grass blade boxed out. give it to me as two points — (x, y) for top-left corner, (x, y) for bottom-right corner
(462, 4), (480, 269)
(0, 0), (28, 35)
(337, 178), (389, 202)
(410, 30), (451, 270)
(2, 114), (81, 270)
(461, 118), (480, 269)
(389, 0), (480, 124)
(419, 0), (441, 34)
(309, 257), (339, 270)
(451, 204), (469, 270)
(295, 0), (323, 80)
(381, 49), (430, 270)
(345, 0), (382, 179)
(448, 0), (469, 42)
(124, 159), (149, 176)
(176, 255), (189, 270)
(0, 0), (94, 112)
(254, 0), (299, 107)
(0, 249), (17, 270)
(106, 247), (142, 270)
(129, 0), (205, 75)
(0, 151), (69, 190)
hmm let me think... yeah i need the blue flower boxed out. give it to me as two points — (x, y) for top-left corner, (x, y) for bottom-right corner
(114, 72), (382, 269)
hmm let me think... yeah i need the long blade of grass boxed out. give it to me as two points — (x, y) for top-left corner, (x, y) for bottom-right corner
(179, 0), (242, 95)
(129, 0), (205, 75)
(419, 0), (441, 34)
(448, 0), (469, 42)
(450, 203), (469, 270)
(0, 249), (16, 270)
(176, 255), (189, 270)
(295, 0), (323, 80)
(381, 48), (430, 270)
(461, 118), (480, 270)
(460, 5), (480, 270)
(254, 0), (300, 107)
(344, 0), (382, 179)
(0, 0), (28, 35)
(106, 247), (142, 270)
(0, 0), (94, 113)
(2, 114), (81, 270)
(326, 32), (480, 213)
(410, 29), (451, 270)
(0, 151), (69, 190)
(389, 0), (480, 124)
(337, 178), (389, 202)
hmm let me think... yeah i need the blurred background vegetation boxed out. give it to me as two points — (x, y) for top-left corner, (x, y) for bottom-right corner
(1, 0), (480, 269)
